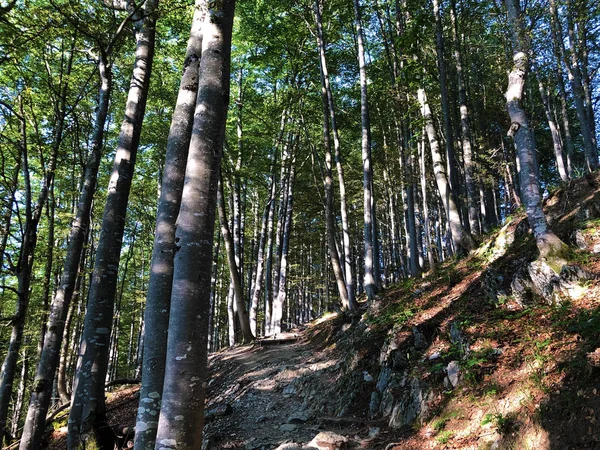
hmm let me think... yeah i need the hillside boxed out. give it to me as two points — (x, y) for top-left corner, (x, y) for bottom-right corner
(47, 172), (600, 449)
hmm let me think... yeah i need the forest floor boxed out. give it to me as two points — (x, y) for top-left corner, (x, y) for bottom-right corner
(45, 172), (600, 450)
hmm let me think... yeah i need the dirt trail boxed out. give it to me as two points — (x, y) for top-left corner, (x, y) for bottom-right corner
(202, 330), (393, 449)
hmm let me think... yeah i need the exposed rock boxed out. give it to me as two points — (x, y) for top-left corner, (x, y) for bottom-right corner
(273, 443), (302, 450)
(572, 229), (588, 249)
(283, 382), (298, 396)
(305, 431), (349, 450)
(287, 411), (311, 424)
(528, 261), (593, 304)
(368, 427), (380, 439)
(362, 371), (374, 382)
(446, 361), (460, 388)
(388, 377), (430, 428)
(510, 267), (535, 306)
(449, 322), (470, 357)
(369, 391), (380, 418)
(204, 402), (233, 422)
(376, 367), (392, 392)
(412, 327), (428, 350)
(594, 243), (600, 254)
(279, 423), (298, 432)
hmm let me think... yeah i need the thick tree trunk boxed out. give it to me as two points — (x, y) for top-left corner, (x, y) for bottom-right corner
(68, 2), (158, 447)
(154, 0), (235, 445)
(133, 3), (204, 448)
(353, 0), (379, 299)
(19, 55), (112, 450)
(217, 175), (254, 343)
(504, 0), (566, 259)
(418, 88), (473, 255)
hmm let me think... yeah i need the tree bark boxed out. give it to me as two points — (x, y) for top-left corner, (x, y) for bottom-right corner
(536, 73), (569, 182)
(67, 2), (159, 447)
(313, 0), (356, 309)
(217, 174), (254, 343)
(19, 53), (112, 450)
(272, 163), (295, 334)
(554, 0), (598, 172)
(353, 0), (379, 300)
(504, 0), (566, 259)
(133, 3), (205, 448)
(433, 0), (460, 196)
(0, 39), (74, 445)
(450, 0), (480, 235)
(418, 88), (473, 255)
(154, 0), (235, 445)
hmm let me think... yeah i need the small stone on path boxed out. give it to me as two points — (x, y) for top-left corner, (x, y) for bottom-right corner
(305, 431), (349, 450)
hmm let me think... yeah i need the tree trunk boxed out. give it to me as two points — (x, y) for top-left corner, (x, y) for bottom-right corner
(272, 164), (295, 334)
(68, 2), (159, 447)
(133, 3), (204, 447)
(420, 127), (436, 275)
(10, 348), (27, 440)
(353, 0), (379, 300)
(548, 1), (575, 178)
(19, 54), (112, 450)
(433, 0), (460, 197)
(556, 0), (598, 172)
(217, 174), (254, 343)
(418, 88), (473, 255)
(0, 39), (74, 444)
(154, 0), (235, 445)
(450, 0), (480, 235)
(313, 0), (356, 309)
(536, 73), (569, 182)
(504, 0), (566, 259)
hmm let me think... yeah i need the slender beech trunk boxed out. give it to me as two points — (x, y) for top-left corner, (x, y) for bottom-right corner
(154, 0), (235, 444)
(68, 2), (158, 446)
(555, 0), (598, 171)
(353, 0), (378, 299)
(432, 0), (460, 195)
(217, 174), (254, 343)
(37, 186), (55, 357)
(536, 73), (569, 182)
(504, 0), (565, 258)
(10, 348), (27, 440)
(450, 0), (480, 235)
(272, 164), (295, 334)
(19, 54), (112, 450)
(249, 154), (277, 335)
(548, 0), (575, 178)
(420, 128), (436, 274)
(418, 88), (473, 255)
(314, 0), (356, 309)
(208, 236), (221, 351)
(133, 3), (205, 448)
(0, 39), (74, 445)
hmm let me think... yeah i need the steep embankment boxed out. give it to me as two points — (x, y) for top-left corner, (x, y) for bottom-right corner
(46, 172), (600, 449)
